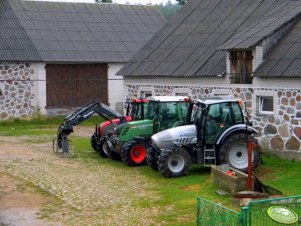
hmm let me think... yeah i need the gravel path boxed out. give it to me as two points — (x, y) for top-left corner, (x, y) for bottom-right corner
(0, 128), (166, 226)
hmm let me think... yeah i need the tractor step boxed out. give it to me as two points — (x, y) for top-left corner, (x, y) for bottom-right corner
(204, 148), (216, 166)
(204, 157), (215, 160)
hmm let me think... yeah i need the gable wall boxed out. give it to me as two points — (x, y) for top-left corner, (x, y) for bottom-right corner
(124, 77), (301, 159)
(108, 63), (125, 113)
(0, 62), (37, 119)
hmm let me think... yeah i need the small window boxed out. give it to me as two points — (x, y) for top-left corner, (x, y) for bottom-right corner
(140, 91), (152, 98)
(172, 88), (191, 96)
(259, 96), (273, 114)
(175, 93), (188, 96)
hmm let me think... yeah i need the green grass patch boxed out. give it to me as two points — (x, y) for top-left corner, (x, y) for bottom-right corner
(2, 118), (301, 225)
(0, 116), (104, 137)
(255, 155), (301, 196)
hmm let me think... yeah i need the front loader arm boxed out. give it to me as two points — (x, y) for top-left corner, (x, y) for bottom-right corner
(55, 101), (126, 156)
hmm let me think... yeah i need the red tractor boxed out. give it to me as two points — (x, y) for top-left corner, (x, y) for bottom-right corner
(91, 98), (150, 158)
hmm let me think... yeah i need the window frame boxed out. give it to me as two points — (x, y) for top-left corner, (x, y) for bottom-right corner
(258, 96), (274, 115)
(172, 88), (191, 97)
(138, 87), (154, 98)
(253, 90), (277, 116)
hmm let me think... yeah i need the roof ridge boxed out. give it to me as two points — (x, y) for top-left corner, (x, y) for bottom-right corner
(218, 0), (301, 50)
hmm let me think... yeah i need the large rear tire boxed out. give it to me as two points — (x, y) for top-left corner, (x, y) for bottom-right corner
(158, 148), (191, 178)
(219, 133), (260, 172)
(96, 138), (108, 158)
(121, 141), (147, 167)
(91, 132), (98, 152)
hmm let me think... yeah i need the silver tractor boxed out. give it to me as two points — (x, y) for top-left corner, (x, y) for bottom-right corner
(147, 98), (261, 178)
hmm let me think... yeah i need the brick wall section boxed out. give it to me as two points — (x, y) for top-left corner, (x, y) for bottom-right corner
(0, 62), (35, 119)
(126, 84), (301, 155)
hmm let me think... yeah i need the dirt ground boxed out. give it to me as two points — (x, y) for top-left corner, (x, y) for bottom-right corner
(0, 126), (164, 226)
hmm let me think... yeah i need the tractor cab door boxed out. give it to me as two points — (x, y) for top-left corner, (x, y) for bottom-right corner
(205, 102), (233, 144)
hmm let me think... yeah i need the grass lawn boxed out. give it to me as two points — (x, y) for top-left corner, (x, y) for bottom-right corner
(1, 117), (301, 225)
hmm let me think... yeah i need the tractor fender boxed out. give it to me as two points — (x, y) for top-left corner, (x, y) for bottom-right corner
(216, 124), (258, 146)
(132, 136), (150, 144)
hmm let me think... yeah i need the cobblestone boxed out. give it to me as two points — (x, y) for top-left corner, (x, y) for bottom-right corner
(0, 134), (164, 225)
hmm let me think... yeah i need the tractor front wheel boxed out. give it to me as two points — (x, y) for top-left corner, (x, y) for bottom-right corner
(91, 132), (98, 152)
(103, 140), (121, 161)
(122, 141), (147, 166)
(219, 133), (261, 172)
(96, 137), (108, 158)
(158, 148), (191, 178)
(146, 146), (159, 171)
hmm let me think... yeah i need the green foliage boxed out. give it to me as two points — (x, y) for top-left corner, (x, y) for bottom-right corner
(156, 2), (182, 20)
(176, 0), (188, 5)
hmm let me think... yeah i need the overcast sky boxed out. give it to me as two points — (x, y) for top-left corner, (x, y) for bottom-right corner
(32, 0), (178, 5)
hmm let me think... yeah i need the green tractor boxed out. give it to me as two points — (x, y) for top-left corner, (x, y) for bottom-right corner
(103, 96), (192, 166)
(91, 98), (149, 158)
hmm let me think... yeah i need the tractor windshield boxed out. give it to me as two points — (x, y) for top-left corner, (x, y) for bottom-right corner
(158, 102), (190, 131)
(128, 102), (150, 120)
(145, 101), (190, 131)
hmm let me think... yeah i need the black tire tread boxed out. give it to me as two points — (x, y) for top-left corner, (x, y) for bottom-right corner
(219, 133), (261, 172)
(146, 146), (159, 171)
(121, 141), (146, 167)
(96, 138), (108, 158)
(158, 148), (191, 178)
(91, 132), (98, 151)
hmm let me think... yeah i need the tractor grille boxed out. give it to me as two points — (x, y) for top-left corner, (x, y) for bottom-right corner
(176, 138), (190, 143)
(122, 127), (129, 136)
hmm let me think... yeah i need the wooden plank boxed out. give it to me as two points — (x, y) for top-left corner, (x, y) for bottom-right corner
(46, 64), (108, 108)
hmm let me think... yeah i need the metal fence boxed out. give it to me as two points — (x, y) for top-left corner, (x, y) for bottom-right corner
(197, 196), (301, 226)
(247, 195), (301, 226)
(197, 197), (242, 226)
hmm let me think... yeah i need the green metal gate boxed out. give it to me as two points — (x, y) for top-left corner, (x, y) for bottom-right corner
(197, 196), (301, 226)
(247, 195), (301, 226)
(197, 197), (243, 226)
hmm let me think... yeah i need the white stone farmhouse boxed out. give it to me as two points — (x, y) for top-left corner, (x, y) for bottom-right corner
(118, 0), (301, 157)
(0, 0), (165, 117)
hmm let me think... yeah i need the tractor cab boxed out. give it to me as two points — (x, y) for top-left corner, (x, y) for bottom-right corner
(193, 98), (245, 145)
(115, 96), (191, 142)
(106, 96), (192, 166)
(125, 98), (150, 121)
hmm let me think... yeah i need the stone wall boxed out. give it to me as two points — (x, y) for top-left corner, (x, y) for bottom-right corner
(126, 84), (301, 156)
(0, 62), (35, 120)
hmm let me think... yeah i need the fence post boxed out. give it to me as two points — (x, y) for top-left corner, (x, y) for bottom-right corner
(196, 197), (201, 226)
(241, 207), (248, 226)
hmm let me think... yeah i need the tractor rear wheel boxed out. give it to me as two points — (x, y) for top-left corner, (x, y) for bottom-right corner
(121, 141), (147, 166)
(158, 148), (191, 178)
(96, 137), (108, 158)
(219, 133), (260, 172)
(146, 146), (159, 171)
(91, 132), (98, 152)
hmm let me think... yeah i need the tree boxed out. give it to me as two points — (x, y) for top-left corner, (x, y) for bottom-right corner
(156, 2), (182, 20)
(95, 0), (113, 3)
(176, 0), (187, 5)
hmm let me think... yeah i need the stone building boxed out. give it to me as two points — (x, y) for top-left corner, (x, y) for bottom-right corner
(118, 0), (301, 158)
(0, 0), (165, 118)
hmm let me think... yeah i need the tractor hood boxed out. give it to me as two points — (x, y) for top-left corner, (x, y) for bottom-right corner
(151, 125), (197, 149)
